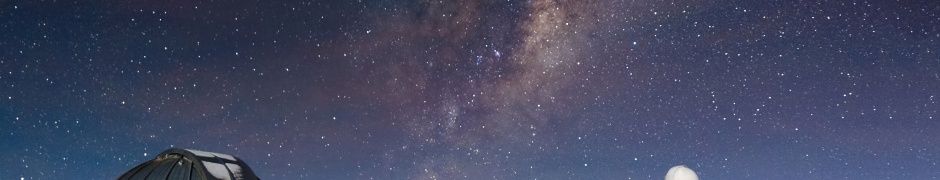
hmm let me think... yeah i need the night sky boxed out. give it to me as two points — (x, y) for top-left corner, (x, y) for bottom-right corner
(2, 0), (940, 179)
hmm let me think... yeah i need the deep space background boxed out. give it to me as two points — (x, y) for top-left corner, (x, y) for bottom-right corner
(2, 0), (940, 179)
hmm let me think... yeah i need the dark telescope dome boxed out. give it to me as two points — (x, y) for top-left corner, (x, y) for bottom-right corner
(119, 148), (259, 180)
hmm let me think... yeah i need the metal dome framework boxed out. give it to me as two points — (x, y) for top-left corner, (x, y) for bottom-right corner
(119, 148), (259, 180)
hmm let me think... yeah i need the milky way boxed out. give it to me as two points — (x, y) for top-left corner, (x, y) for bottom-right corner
(2, 0), (940, 179)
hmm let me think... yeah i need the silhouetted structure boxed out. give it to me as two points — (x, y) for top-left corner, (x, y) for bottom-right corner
(119, 148), (259, 180)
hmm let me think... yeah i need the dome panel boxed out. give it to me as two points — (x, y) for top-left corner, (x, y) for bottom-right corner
(119, 148), (259, 180)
